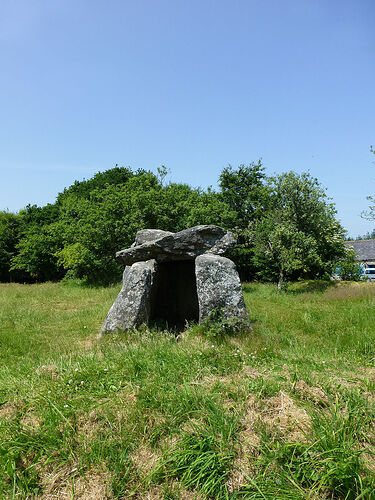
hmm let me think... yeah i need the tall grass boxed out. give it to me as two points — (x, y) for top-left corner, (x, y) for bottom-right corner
(1, 281), (375, 498)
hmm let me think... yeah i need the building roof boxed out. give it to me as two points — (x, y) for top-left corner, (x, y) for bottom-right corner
(345, 239), (375, 261)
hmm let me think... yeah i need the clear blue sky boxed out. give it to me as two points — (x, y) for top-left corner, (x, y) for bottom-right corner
(0, 0), (374, 237)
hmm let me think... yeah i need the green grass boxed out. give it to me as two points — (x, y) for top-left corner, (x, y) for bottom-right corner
(1, 280), (375, 498)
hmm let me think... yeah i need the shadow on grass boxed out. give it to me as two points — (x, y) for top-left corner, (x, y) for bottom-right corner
(242, 280), (339, 295)
(61, 278), (122, 289)
(242, 283), (262, 294)
(287, 280), (339, 295)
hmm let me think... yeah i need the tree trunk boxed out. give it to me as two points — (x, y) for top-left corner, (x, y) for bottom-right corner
(277, 270), (284, 291)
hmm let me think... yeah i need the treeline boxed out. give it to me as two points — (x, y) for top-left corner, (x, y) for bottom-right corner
(347, 229), (375, 241)
(0, 162), (356, 286)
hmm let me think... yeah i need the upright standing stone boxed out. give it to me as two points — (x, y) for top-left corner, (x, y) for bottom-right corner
(100, 259), (158, 335)
(195, 254), (248, 321)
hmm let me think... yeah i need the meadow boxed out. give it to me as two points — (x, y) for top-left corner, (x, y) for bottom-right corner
(1, 281), (375, 499)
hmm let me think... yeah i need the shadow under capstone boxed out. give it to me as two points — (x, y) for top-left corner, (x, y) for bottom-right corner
(150, 260), (199, 331)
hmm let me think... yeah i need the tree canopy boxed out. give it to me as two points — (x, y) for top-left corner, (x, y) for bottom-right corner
(249, 172), (347, 289)
(0, 164), (350, 286)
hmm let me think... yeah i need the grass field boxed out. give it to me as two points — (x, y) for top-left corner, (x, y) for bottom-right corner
(1, 281), (375, 499)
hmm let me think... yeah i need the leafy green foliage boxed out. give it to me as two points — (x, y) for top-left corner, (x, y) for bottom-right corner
(219, 161), (270, 280)
(0, 211), (23, 282)
(9, 167), (236, 283)
(11, 226), (64, 281)
(219, 161), (269, 229)
(250, 172), (347, 288)
(1, 163), (350, 285)
(334, 248), (363, 281)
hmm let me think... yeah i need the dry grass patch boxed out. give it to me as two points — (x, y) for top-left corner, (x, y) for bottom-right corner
(20, 411), (42, 430)
(361, 446), (375, 475)
(77, 407), (109, 442)
(78, 336), (101, 351)
(294, 379), (329, 407)
(240, 394), (262, 450)
(227, 394), (260, 493)
(311, 369), (363, 392)
(187, 365), (264, 389)
(261, 392), (311, 441)
(323, 282), (375, 300)
(39, 465), (111, 500)
(226, 389), (312, 493)
(227, 388), (311, 492)
(0, 401), (19, 419)
(36, 364), (60, 379)
(134, 484), (202, 500)
(132, 445), (160, 478)
(77, 391), (138, 441)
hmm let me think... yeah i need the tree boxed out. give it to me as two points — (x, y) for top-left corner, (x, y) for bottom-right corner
(347, 229), (375, 241)
(10, 203), (63, 282)
(334, 248), (363, 281)
(3, 164), (349, 286)
(0, 211), (23, 282)
(218, 161), (270, 280)
(219, 161), (268, 227)
(9, 167), (236, 284)
(249, 172), (347, 289)
(250, 215), (321, 290)
(11, 226), (64, 282)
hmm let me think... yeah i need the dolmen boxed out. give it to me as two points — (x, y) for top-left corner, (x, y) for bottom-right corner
(101, 225), (248, 334)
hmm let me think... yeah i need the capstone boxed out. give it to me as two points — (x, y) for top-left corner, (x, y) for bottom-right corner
(116, 225), (236, 266)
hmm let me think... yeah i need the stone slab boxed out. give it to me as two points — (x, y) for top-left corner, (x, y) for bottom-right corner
(132, 229), (174, 247)
(100, 259), (158, 334)
(195, 254), (248, 321)
(116, 225), (236, 266)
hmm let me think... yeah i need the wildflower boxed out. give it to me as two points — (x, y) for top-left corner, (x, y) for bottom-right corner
(64, 404), (69, 408)
(104, 368), (108, 372)
(211, 345), (215, 348)
(74, 368), (79, 372)
(80, 381), (84, 385)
